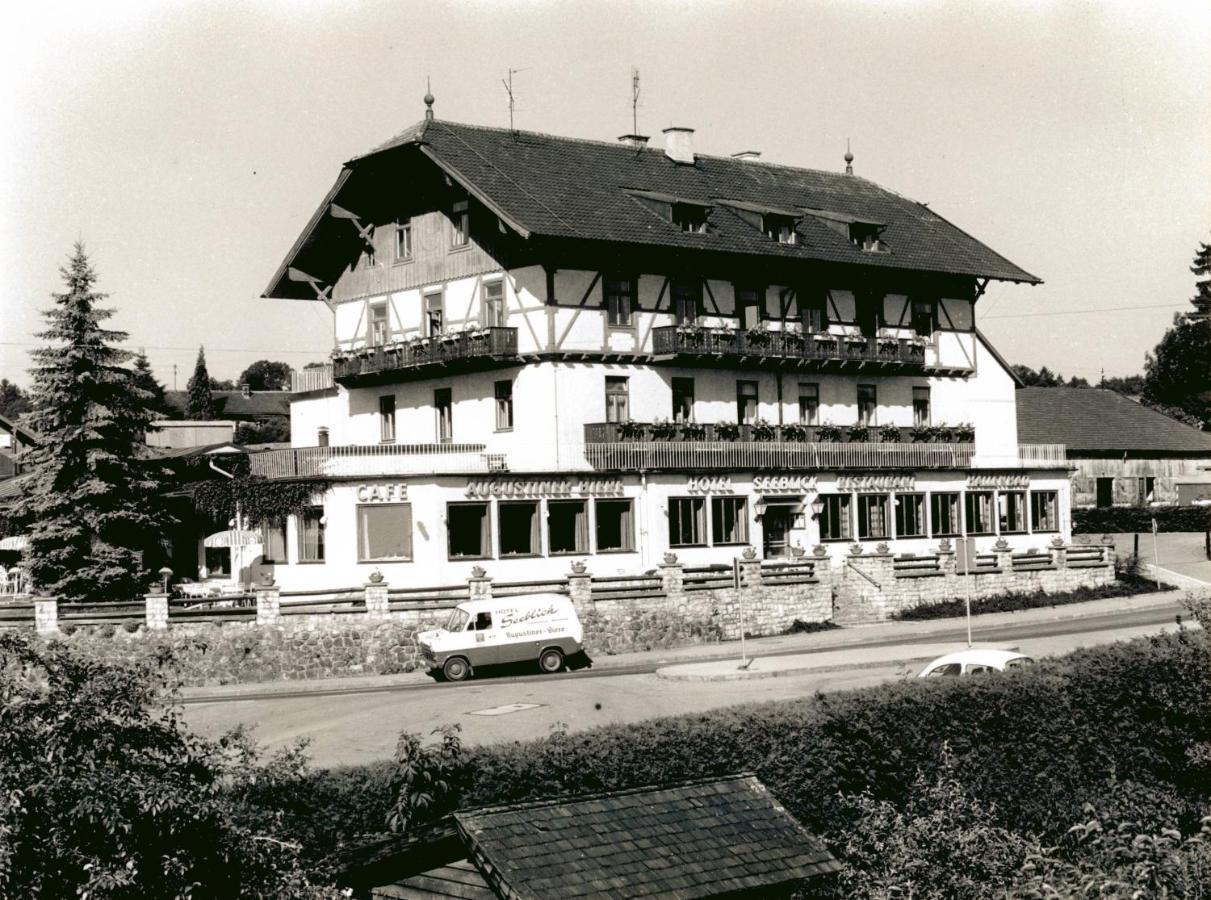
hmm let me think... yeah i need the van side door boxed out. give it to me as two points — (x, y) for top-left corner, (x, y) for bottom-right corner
(467, 610), (500, 666)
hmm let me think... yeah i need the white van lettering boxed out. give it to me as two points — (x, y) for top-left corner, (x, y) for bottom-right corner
(499, 605), (559, 628)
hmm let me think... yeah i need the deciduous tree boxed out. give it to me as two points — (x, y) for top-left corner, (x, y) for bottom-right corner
(238, 359), (294, 391)
(0, 379), (31, 420)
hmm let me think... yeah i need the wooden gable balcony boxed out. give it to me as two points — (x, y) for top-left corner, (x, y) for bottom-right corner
(332, 327), (520, 387)
(651, 325), (929, 373)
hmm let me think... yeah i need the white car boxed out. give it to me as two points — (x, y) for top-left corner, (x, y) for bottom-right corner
(918, 648), (1034, 678)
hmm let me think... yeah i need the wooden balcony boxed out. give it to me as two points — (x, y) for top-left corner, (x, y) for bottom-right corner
(333, 327), (520, 386)
(248, 443), (508, 479)
(652, 325), (928, 373)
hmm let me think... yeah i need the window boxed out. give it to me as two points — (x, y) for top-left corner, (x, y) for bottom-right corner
(1096, 477), (1114, 508)
(605, 276), (636, 327)
(204, 546), (232, 576)
(965, 491), (994, 535)
(395, 220), (412, 261)
(260, 518), (288, 564)
(671, 202), (708, 233)
(763, 214), (796, 244)
(669, 497), (706, 547)
(857, 494), (890, 540)
(799, 383), (820, 425)
(857, 384), (877, 426)
(473, 611), (492, 631)
(357, 504), (413, 561)
(448, 502), (490, 559)
(818, 494), (852, 541)
(895, 494), (926, 538)
(999, 491), (1027, 534)
(798, 289), (829, 333)
(363, 243), (377, 268)
(1137, 476), (1156, 506)
(379, 395), (396, 443)
(711, 497), (748, 545)
(671, 278), (702, 325)
(851, 223), (883, 251)
(498, 501), (540, 557)
(434, 388), (452, 443)
(299, 508), (325, 562)
(736, 285), (763, 330)
(1030, 491), (1059, 532)
(494, 380), (513, 431)
(595, 499), (634, 552)
(424, 290), (444, 337)
(481, 279), (505, 327)
(913, 387), (931, 427)
(605, 377), (629, 424)
(910, 297), (936, 336)
(368, 302), (389, 347)
(671, 377), (695, 423)
(930, 492), (961, 537)
(451, 200), (469, 248)
(856, 292), (881, 337)
(547, 500), (588, 555)
(736, 380), (759, 425)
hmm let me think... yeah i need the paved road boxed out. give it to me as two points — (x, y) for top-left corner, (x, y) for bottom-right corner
(182, 607), (1188, 769)
(1110, 531), (1210, 585)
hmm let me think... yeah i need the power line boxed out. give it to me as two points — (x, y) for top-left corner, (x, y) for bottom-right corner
(983, 302), (1188, 320)
(0, 341), (326, 355)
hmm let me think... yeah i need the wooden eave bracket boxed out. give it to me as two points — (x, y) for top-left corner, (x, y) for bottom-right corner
(329, 203), (375, 248)
(287, 267), (335, 307)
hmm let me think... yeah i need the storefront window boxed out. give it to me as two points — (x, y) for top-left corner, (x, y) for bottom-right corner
(260, 518), (288, 563)
(998, 491), (1027, 534)
(595, 500), (634, 552)
(498, 501), (540, 557)
(1031, 491), (1059, 532)
(965, 491), (994, 535)
(669, 497), (706, 547)
(448, 502), (490, 559)
(857, 494), (890, 540)
(711, 497), (748, 545)
(547, 500), (588, 555)
(930, 492), (961, 537)
(299, 508), (325, 562)
(894, 494), (926, 538)
(818, 493), (852, 541)
(357, 504), (413, 561)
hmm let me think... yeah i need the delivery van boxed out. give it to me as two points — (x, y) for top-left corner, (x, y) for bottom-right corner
(417, 593), (584, 682)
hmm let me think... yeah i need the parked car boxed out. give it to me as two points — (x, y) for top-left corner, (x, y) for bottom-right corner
(417, 593), (584, 682)
(918, 648), (1034, 678)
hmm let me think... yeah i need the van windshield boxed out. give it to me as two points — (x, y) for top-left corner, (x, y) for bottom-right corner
(444, 608), (470, 632)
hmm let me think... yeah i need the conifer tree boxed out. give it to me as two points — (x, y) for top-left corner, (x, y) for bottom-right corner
(186, 346), (216, 419)
(131, 351), (167, 416)
(1191, 237), (1211, 320)
(23, 244), (171, 602)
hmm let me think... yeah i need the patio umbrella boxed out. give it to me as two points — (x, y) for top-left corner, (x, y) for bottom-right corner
(0, 535), (29, 552)
(203, 530), (262, 589)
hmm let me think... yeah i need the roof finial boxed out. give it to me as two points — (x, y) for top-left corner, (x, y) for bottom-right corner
(424, 78), (435, 121)
(844, 139), (854, 175)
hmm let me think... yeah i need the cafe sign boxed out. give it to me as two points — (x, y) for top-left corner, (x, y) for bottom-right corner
(837, 473), (916, 492)
(753, 474), (816, 494)
(357, 483), (408, 502)
(967, 473), (1030, 489)
(465, 477), (624, 499)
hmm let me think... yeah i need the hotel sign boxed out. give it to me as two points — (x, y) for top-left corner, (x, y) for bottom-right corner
(837, 474), (916, 492)
(357, 483), (408, 502)
(687, 476), (734, 494)
(967, 473), (1031, 489)
(465, 477), (624, 499)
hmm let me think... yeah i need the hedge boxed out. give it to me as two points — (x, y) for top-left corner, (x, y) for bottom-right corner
(1074, 505), (1211, 533)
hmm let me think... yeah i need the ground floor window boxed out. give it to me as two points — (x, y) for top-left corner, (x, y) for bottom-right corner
(547, 500), (588, 555)
(965, 491), (994, 535)
(856, 494), (890, 540)
(1031, 491), (1059, 532)
(930, 492), (961, 537)
(595, 499), (634, 552)
(203, 547), (232, 576)
(818, 493), (852, 541)
(260, 518), (288, 563)
(998, 491), (1027, 534)
(669, 497), (706, 547)
(498, 501), (540, 557)
(357, 504), (413, 561)
(711, 497), (748, 545)
(894, 494), (926, 538)
(448, 502), (491, 559)
(299, 507), (325, 562)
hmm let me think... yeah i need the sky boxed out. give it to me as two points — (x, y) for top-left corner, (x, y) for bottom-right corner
(1, 0), (1208, 390)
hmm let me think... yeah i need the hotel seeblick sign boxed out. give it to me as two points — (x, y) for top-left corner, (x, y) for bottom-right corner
(464, 477), (624, 499)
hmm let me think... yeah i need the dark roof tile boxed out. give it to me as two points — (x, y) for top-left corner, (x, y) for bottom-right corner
(1016, 387), (1211, 453)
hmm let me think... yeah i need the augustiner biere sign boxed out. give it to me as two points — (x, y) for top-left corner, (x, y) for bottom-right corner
(464, 477), (624, 499)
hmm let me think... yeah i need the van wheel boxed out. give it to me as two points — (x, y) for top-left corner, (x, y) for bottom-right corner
(442, 657), (471, 682)
(538, 648), (564, 674)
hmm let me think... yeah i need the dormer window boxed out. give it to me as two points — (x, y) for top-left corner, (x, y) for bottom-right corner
(671, 203), (708, 234)
(802, 208), (889, 253)
(850, 223), (885, 252)
(763, 214), (796, 244)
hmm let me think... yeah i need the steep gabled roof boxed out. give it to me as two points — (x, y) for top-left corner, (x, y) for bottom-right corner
(265, 119), (1040, 298)
(1016, 387), (1211, 454)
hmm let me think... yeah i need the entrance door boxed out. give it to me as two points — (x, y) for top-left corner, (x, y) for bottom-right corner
(762, 508), (792, 559)
(1096, 478), (1114, 508)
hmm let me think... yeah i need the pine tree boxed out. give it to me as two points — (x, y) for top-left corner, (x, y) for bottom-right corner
(1191, 237), (1211, 320)
(131, 351), (167, 416)
(23, 244), (171, 602)
(186, 346), (216, 419)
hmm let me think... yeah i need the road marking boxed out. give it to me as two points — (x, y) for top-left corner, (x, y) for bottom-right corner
(468, 702), (544, 717)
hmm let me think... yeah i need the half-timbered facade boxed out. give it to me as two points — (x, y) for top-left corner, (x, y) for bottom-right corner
(253, 108), (1072, 591)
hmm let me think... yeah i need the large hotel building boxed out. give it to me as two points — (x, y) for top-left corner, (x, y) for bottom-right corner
(250, 102), (1069, 591)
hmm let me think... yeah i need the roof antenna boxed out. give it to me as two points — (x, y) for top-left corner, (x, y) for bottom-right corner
(502, 68), (528, 136)
(424, 77), (434, 121)
(631, 67), (641, 137)
(844, 139), (854, 175)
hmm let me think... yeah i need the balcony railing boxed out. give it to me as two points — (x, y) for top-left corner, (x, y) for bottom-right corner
(249, 443), (507, 479)
(652, 326), (926, 370)
(291, 364), (335, 394)
(583, 440), (974, 471)
(333, 327), (520, 386)
(584, 422), (972, 444)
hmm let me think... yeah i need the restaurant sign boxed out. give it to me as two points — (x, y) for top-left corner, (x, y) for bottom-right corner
(967, 473), (1031, 489)
(836, 474), (916, 492)
(753, 474), (816, 494)
(465, 477), (624, 499)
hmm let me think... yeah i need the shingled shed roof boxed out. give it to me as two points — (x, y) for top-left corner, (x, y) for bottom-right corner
(164, 391), (290, 419)
(1016, 387), (1211, 454)
(265, 118), (1039, 298)
(453, 775), (839, 899)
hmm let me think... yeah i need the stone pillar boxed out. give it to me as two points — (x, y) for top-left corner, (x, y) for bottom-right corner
(467, 567), (493, 602)
(737, 550), (763, 589)
(363, 578), (389, 619)
(1049, 538), (1067, 570)
(255, 581), (281, 625)
(993, 540), (1014, 573)
(659, 553), (685, 599)
(144, 593), (169, 631)
(567, 563), (593, 619)
(33, 597), (58, 636)
(1100, 535), (1116, 569)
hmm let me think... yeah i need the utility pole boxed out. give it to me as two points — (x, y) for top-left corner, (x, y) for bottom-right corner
(173, 363), (178, 391)
(631, 67), (640, 136)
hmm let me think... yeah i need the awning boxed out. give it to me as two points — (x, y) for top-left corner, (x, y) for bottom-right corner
(0, 534), (29, 551)
(203, 529), (263, 549)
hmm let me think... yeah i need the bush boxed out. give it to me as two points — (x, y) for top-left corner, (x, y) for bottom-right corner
(1074, 505), (1211, 534)
(892, 576), (1172, 621)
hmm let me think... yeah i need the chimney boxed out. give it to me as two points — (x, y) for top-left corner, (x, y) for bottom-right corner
(731, 150), (761, 162)
(618, 134), (650, 149)
(240, 383), (251, 398)
(662, 126), (695, 165)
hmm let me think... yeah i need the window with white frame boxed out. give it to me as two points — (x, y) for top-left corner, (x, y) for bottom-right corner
(434, 388), (452, 443)
(260, 518), (288, 564)
(379, 395), (396, 443)
(736, 380), (758, 425)
(447, 502), (490, 559)
(547, 500), (588, 555)
(498, 502), (540, 557)
(605, 275), (636, 327)
(895, 493), (926, 538)
(818, 494), (852, 541)
(965, 491), (994, 535)
(711, 497), (748, 545)
(999, 491), (1027, 534)
(450, 200), (469, 248)
(481, 279), (505, 327)
(736, 285), (763, 330)
(671, 278), (702, 325)
(299, 508), (325, 562)
(930, 492), (961, 537)
(395, 220), (413, 260)
(368, 302), (389, 347)
(799, 383), (820, 425)
(605, 376), (629, 424)
(913, 387), (931, 427)
(424, 290), (444, 337)
(357, 504), (413, 561)
(669, 497), (706, 547)
(595, 499), (634, 552)
(494, 380), (513, 431)
(672, 377), (695, 423)
(857, 494), (890, 540)
(857, 384), (877, 426)
(1030, 491), (1059, 532)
